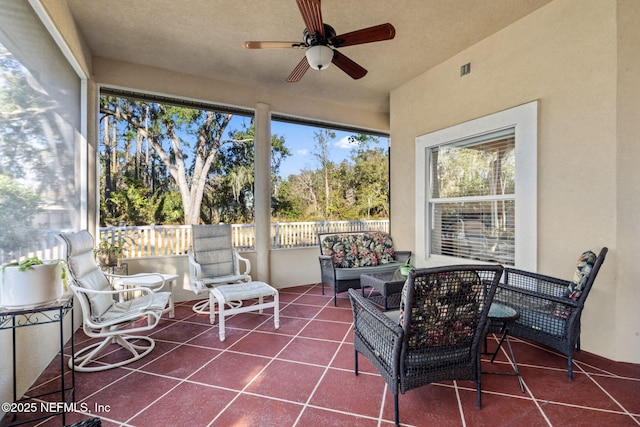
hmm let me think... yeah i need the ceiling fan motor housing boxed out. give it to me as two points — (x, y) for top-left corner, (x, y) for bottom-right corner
(303, 24), (337, 47)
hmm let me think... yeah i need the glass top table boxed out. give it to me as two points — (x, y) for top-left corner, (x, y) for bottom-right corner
(484, 302), (525, 392)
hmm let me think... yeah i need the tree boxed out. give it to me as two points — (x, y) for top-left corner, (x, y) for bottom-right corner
(347, 134), (389, 218)
(211, 121), (290, 223)
(312, 129), (335, 216)
(0, 175), (43, 260)
(100, 98), (290, 225)
(101, 98), (240, 224)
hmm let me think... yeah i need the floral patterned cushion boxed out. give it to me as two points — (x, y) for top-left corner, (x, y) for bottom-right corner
(399, 271), (481, 348)
(320, 232), (395, 268)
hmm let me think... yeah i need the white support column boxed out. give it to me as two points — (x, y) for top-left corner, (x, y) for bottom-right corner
(254, 103), (271, 283)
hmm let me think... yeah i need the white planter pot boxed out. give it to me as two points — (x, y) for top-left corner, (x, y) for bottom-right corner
(0, 262), (63, 308)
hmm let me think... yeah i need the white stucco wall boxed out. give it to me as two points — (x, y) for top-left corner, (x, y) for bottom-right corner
(390, 0), (639, 363)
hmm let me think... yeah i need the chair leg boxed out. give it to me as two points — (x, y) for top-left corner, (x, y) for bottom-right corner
(354, 350), (359, 375)
(192, 298), (210, 314)
(568, 356), (573, 380)
(394, 391), (399, 426)
(70, 335), (155, 372)
(476, 379), (482, 409)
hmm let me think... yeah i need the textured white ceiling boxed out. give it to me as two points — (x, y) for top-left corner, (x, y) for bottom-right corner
(65, 0), (551, 114)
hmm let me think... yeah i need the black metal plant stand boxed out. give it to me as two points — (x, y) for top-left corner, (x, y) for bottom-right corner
(0, 295), (75, 426)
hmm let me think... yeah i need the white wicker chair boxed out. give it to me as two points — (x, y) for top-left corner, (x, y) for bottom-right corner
(59, 230), (170, 372)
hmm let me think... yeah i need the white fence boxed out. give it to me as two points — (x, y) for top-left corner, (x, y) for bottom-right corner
(1, 220), (389, 263)
(99, 220), (389, 258)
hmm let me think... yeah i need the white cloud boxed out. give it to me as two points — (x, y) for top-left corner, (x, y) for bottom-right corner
(334, 136), (356, 149)
(296, 149), (308, 156)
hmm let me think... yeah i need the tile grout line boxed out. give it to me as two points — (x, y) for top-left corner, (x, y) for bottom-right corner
(114, 311), (227, 426)
(206, 284), (323, 427)
(110, 295), (290, 426)
(454, 380), (467, 427)
(291, 295), (356, 426)
(292, 294), (390, 426)
(553, 362), (640, 422)
(69, 297), (274, 425)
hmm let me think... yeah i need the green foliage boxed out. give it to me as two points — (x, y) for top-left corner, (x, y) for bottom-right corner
(1, 256), (43, 271)
(98, 95), (390, 225)
(0, 175), (43, 258)
(434, 145), (515, 198)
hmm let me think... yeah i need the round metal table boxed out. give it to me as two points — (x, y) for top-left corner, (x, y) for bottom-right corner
(484, 302), (525, 392)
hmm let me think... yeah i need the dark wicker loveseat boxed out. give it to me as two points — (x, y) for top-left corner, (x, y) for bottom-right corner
(318, 231), (411, 306)
(493, 247), (608, 379)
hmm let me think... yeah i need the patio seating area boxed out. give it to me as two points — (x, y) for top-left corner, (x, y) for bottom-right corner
(9, 283), (639, 427)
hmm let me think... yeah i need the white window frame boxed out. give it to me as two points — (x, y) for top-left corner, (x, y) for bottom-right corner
(415, 101), (537, 271)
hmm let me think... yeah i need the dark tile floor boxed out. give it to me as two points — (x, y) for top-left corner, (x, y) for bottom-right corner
(4, 283), (640, 427)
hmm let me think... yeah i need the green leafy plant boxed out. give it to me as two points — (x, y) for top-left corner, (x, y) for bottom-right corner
(395, 259), (415, 276)
(94, 237), (131, 266)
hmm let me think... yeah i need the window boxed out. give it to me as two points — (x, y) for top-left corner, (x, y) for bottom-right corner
(415, 101), (537, 270)
(0, 0), (86, 263)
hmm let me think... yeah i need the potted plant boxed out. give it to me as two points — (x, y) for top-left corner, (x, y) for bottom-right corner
(1, 257), (68, 308)
(395, 259), (415, 277)
(94, 237), (130, 267)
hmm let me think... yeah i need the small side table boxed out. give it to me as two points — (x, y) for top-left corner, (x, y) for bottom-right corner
(0, 295), (75, 426)
(112, 273), (177, 318)
(484, 302), (525, 392)
(360, 271), (407, 311)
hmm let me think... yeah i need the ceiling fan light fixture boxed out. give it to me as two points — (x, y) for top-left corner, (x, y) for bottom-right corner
(305, 45), (333, 70)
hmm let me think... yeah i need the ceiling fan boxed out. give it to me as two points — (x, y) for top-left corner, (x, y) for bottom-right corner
(243, 0), (396, 83)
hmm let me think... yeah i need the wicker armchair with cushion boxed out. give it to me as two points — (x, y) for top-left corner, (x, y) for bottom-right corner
(349, 264), (503, 426)
(494, 247), (608, 379)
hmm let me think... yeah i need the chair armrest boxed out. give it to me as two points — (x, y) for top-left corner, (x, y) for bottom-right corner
(503, 267), (572, 298)
(348, 289), (403, 371)
(188, 252), (202, 277)
(497, 283), (581, 309)
(188, 251), (204, 293)
(319, 255), (334, 270)
(496, 268), (582, 322)
(394, 250), (412, 264)
(70, 284), (156, 328)
(235, 249), (251, 276)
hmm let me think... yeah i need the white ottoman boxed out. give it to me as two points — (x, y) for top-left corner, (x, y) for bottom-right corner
(210, 281), (280, 341)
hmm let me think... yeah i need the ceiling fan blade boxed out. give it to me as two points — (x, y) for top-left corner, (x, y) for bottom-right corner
(286, 57), (310, 83)
(329, 23), (396, 48)
(296, 0), (324, 38)
(331, 50), (367, 80)
(243, 41), (305, 49)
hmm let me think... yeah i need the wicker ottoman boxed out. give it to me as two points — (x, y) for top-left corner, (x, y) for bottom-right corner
(210, 281), (279, 341)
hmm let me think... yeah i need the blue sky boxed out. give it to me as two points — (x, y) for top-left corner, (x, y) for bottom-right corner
(271, 120), (388, 179)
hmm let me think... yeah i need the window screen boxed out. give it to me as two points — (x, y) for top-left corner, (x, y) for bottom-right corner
(429, 129), (515, 264)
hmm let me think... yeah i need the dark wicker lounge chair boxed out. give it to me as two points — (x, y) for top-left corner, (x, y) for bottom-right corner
(494, 247), (608, 379)
(349, 264), (503, 426)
